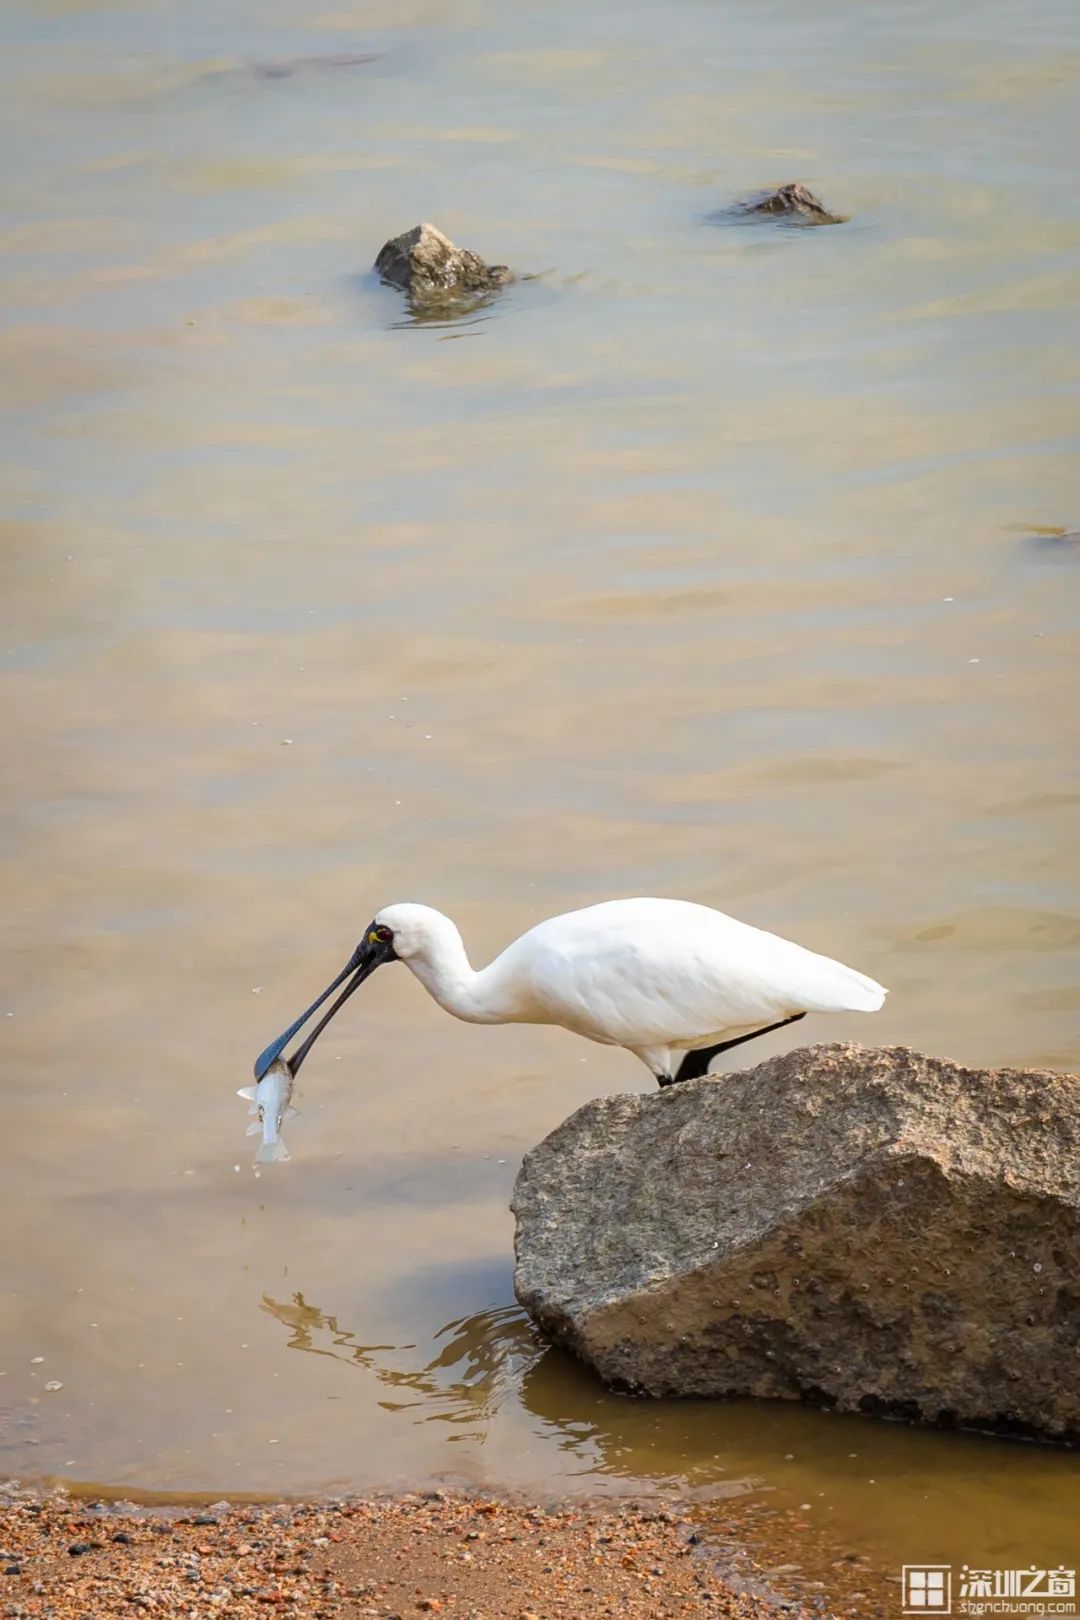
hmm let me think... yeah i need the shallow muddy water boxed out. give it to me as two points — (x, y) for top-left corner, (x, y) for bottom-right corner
(2, 0), (1079, 1588)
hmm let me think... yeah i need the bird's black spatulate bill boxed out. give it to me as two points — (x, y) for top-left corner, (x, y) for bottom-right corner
(253, 928), (396, 1080)
(253, 946), (366, 1079)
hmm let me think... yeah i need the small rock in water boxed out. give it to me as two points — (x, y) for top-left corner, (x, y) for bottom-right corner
(374, 222), (515, 300)
(740, 182), (843, 224)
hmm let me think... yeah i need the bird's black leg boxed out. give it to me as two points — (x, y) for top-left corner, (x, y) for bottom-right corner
(669, 1013), (807, 1085)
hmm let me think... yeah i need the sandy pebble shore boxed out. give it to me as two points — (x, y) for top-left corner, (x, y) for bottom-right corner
(0, 1487), (835, 1620)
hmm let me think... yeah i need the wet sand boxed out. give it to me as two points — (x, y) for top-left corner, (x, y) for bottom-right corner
(0, 1487), (835, 1620)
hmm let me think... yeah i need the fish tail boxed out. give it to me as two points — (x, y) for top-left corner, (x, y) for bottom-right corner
(255, 1139), (291, 1164)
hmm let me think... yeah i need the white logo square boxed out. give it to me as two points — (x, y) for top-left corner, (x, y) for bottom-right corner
(904, 1566), (953, 1614)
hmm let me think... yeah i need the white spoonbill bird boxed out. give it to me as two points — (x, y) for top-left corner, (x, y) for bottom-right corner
(254, 898), (887, 1089)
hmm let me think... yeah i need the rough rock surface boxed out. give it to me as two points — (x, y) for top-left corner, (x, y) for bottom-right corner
(512, 1043), (1080, 1439)
(742, 182), (841, 222)
(374, 222), (514, 297)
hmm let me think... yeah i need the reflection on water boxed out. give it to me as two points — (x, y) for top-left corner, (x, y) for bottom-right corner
(262, 1293), (541, 1435)
(260, 1287), (761, 1492)
(387, 289), (509, 334)
(257, 1287), (1080, 1574)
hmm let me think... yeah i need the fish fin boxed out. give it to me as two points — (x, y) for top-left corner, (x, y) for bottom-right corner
(237, 1086), (257, 1101)
(246, 1122), (261, 1136)
(284, 1106), (299, 1119)
(255, 1139), (291, 1164)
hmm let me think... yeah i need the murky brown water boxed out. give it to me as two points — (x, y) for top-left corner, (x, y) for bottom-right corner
(2, 0), (1079, 1589)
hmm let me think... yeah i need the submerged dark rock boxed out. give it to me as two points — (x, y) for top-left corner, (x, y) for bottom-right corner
(374, 222), (514, 300)
(205, 52), (380, 85)
(1026, 529), (1080, 550)
(512, 1042), (1080, 1440)
(740, 182), (843, 224)
(249, 52), (379, 80)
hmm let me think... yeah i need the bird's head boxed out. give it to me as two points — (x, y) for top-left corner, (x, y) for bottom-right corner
(367, 901), (462, 963)
(252, 902), (455, 1080)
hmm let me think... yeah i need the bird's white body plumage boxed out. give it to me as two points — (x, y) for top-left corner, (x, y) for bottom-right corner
(376, 898), (886, 1082)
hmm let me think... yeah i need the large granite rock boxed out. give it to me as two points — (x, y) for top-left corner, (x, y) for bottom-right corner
(512, 1044), (1080, 1440)
(374, 222), (514, 298)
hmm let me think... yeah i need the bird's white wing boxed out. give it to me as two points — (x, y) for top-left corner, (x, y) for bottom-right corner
(523, 898), (884, 1047)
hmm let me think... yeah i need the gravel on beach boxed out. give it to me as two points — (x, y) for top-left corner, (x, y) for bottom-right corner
(0, 1487), (829, 1620)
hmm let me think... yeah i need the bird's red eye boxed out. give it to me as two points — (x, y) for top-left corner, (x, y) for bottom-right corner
(373, 925), (393, 944)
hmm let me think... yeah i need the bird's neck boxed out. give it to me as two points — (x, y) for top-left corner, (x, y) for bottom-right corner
(404, 932), (508, 1024)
